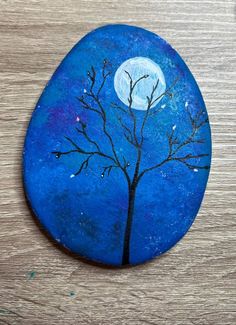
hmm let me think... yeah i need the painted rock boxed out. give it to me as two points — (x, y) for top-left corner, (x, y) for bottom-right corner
(23, 25), (211, 266)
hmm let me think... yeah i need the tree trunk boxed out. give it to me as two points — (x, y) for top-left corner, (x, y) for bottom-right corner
(122, 183), (137, 265)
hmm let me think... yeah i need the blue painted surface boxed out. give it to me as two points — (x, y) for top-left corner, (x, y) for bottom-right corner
(23, 25), (211, 266)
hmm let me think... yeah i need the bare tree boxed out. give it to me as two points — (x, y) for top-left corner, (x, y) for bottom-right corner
(52, 59), (210, 265)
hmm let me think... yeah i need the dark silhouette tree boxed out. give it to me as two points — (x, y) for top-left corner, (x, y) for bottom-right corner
(52, 59), (210, 265)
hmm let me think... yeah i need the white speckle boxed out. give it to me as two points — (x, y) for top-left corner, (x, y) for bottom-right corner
(76, 116), (80, 122)
(83, 89), (87, 93)
(37, 105), (41, 108)
(160, 170), (166, 178)
(161, 104), (166, 109)
(70, 174), (75, 178)
(172, 125), (176, 130)
(185, 101), (189, 108)
(80, 212), (84, 215)
(101, 174), (104, 178)
(193, 168), (198, 172)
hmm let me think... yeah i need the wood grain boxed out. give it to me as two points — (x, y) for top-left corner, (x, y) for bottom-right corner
(0, 0), (235, 324)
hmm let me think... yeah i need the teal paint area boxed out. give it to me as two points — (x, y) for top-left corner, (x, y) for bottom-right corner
(26, 271), (36, 280)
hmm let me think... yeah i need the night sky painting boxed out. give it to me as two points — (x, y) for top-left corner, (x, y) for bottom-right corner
(23, 25), (211, 266)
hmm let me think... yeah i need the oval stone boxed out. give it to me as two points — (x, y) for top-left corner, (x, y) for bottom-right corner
(23, 24), (211, 266)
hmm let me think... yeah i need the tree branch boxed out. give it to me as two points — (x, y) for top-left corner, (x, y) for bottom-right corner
(87, 66), (96, 94)
(137, 106), (210, 182)
(52, 135), (117, 164)
(76, 120), (101, 152)
(52, 60), (131, 185)
(139, 79), (160, 146)
(116, 115), (137, 148)
(77, 96), (102, 116)
(150, 76), (179, 107)
(126, 71), (149, 90)
(97, 59), (111, 97)
(125, 72), (149, 146)
(73, 154), (93, 177)
(111, 102), (129, 115)
(101, 164), (119, 178)
(171, 105), (208, 156)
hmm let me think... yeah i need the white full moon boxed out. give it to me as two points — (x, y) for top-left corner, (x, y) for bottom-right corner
(114, 57), (166, 110)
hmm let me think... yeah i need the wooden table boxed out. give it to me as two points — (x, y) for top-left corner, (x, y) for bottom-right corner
(0, 1), (235, 324)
